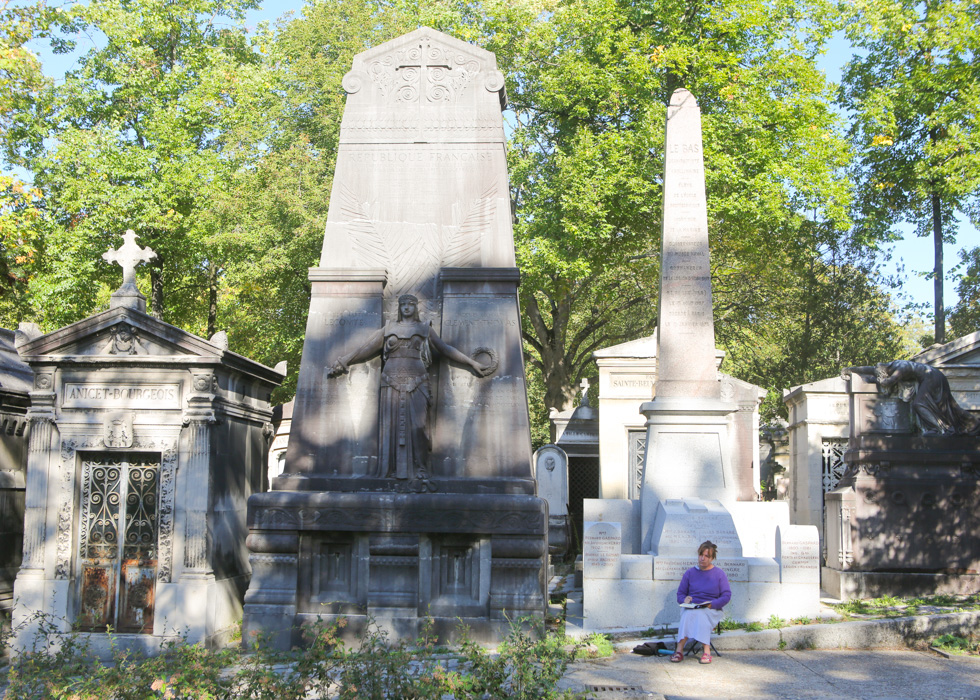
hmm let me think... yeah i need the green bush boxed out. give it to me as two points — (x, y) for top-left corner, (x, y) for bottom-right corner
(1, 613), (582, 700)
(931, 633), (978, 655)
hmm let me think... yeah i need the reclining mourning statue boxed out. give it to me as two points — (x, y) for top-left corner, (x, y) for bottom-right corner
(842, 360), (980, 437)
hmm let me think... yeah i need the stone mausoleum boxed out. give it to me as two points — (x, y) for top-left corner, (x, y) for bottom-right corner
(784, 329), (980, 598)
(13, 232), (282, 653)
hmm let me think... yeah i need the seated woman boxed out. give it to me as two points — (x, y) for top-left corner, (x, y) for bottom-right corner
(670, 540), (731, 664)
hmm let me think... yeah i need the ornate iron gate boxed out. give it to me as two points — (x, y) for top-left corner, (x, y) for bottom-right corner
(77, 453), (160, 633)
(627, 431), (647, 500)
(821, 438), (848, 565)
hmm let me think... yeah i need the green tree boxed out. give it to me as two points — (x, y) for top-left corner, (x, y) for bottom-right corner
(840, 0), (980, 345)
(466, 0), (854, 414)
(723, 235), (919, 420)
(0, 1), (54, 322)
(2, 0), (264, 333)
(207, 0), (424, 396)
(948, 246), (980, 338)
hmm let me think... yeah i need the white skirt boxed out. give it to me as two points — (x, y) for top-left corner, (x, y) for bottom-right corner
(677, 607), (724, 645)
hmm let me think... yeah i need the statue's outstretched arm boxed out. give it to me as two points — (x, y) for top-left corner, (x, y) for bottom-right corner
(841, 365), (877, 382)
(430, 329), (494, 377)
(328, 329), (383, 377)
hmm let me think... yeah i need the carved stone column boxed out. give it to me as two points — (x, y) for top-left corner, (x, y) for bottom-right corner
(181, 371), (217, 575)
(21, 413), (54, 571)
(13, 371), (60, 645)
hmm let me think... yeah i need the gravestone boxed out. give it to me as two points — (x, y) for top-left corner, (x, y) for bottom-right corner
(579, 90), (818, 632)
(824, 353), (980, 599)
(582, 522), (621, 579)
(243, 28), (546, 647)
(12, 233), (283, 655)
(0, 329), (32, 619)
(534, 444), (570, 559)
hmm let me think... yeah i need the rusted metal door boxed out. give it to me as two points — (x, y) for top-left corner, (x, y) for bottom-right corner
(77, 454), (159, 633)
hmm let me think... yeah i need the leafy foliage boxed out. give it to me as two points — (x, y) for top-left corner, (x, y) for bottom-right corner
(1, 613), (581, 700)
(948, 246), (980, 338)
(839, 0), (980, 343)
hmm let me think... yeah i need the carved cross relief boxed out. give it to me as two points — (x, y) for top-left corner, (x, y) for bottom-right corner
(369, 37), (480, 109)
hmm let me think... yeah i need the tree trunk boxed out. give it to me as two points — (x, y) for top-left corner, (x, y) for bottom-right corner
(207, 264), (218, 338)
(150, 263), (164, 320)
(931, 191), (944, 344)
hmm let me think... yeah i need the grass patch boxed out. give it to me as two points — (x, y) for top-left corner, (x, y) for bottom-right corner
(931, 633), (979, 656)
(766, 615), (787, 630)
(576, 632), (614, 659)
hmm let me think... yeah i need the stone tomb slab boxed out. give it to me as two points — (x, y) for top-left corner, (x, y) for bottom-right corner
(649, 498), (742, 558)
(776, 524), (820, 585)
(653, 556), (748, 582)
(583, 521), (622, 579)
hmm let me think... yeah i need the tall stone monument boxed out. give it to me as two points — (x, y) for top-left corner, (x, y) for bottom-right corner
(578, 90), (819, 632)
(640, 89), (738, 549)
(243, 28), (546, 647)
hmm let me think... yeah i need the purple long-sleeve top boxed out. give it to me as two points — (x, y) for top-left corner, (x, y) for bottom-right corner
(676, 566), (732, 610)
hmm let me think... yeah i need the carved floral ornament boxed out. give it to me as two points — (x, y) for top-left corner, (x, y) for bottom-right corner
(342, 37), (504, 103)
(192, 372), (216, 393)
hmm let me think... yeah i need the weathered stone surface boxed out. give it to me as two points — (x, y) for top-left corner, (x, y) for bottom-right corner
(0, 328), (30, 617)
(12, 241), (282, 655)
(655, 89), (717, 401)
(246, 28), (546, 647)
(583, 521), (622, 579)
(825, 436), (980, 575)
(534, 444), (569, 517)
(282, 28), (531, 485)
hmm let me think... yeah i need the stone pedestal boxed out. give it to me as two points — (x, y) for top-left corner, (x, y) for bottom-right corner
(639, 398), (738, 551)
(595, 335), (764, 503)
(824, 435), (980, 599)
(244, 491), (545, 644)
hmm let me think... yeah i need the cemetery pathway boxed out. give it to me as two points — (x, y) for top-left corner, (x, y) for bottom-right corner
(560, 649), (980, 699)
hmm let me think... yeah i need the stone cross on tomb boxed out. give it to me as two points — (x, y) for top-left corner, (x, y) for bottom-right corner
(103, 229), (156, 311)
(580, 377), (591, 407)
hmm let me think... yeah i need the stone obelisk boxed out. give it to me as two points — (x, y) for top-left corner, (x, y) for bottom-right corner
(639, 89), (737, 551)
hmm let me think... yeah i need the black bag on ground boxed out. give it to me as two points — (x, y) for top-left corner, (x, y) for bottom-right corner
(632, 641), (666, 656)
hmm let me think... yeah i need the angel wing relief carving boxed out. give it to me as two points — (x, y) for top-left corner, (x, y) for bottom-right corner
(336, 180), (497, 302)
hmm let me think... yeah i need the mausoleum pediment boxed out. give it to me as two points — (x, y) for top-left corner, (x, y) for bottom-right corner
(16, 307), (228, 361)
(913, 330), (980, 367)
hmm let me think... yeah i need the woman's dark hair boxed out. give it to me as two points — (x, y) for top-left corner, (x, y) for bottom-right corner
(698, 540), (717, 559)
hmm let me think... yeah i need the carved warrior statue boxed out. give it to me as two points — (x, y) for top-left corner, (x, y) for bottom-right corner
(328, 294), (496, 480)
(842, 360), (980, 437)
